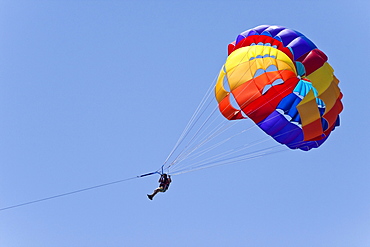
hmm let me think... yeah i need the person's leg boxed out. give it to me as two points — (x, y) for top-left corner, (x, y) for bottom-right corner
(147, 189), (160, 200)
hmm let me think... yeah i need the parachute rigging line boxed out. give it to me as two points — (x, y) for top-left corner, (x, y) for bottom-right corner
(167, 123), (309, 175)
(161, 75), (218, 170)
(167, 77), (295, 170)
(162, 57), (261, 170)
(161, 56), (294, 175)
(0, 171), (160, 212)
(171, 145), (289, 176)
(162, 51), (262, 171)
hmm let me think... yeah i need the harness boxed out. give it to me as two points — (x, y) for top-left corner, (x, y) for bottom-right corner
(159, 176), (171, 191)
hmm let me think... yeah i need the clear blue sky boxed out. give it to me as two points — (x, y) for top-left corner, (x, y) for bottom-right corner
(1, 1), (369, 246)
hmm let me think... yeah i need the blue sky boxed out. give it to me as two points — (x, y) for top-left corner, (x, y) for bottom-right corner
(1, 1), (370, 246)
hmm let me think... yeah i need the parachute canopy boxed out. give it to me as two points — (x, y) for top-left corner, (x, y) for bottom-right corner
(216, 25), (343, 151)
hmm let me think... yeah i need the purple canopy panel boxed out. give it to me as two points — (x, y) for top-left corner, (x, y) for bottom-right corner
(264, 25), (286, 37)
(273, 123), (302, 144)
(288, 37), (317, 60)
(275, 29), (299, 46)
(258, 111), (288, 136)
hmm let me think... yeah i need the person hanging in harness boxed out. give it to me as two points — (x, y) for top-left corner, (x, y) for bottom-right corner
(147, 173), (172, 200)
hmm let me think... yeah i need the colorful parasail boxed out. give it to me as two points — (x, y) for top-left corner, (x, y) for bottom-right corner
(215, 25), (343, 151)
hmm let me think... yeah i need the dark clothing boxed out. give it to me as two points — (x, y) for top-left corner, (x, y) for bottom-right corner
(158, 175), (171, 192)
(147, 174), (172, 200)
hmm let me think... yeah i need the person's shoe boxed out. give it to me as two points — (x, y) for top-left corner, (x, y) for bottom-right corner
(147, 194), (153, 200)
